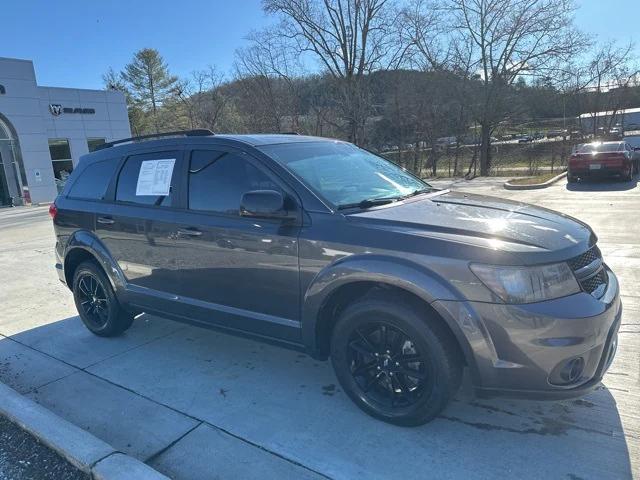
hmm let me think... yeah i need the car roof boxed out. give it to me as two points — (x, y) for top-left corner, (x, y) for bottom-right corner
(79, 133), (341, 165)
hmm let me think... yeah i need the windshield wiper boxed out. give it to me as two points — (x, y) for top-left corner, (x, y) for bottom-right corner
(401, 187), (432, 199)
(336, 197), (401, 210)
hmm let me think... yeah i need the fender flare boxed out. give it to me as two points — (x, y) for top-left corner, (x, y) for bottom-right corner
(301, 254), (472, 361)
(64, 230), (127, 295)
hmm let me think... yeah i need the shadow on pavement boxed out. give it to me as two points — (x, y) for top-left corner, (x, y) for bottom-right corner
(0, 315), (634, 479)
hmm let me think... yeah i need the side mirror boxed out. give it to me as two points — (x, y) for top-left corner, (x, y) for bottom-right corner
(240, 190), (294, 220)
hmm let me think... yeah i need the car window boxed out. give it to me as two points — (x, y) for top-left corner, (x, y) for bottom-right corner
(116, 151), (180, 207)
(67, 158), (118, 200)
(576, 142), (623, 153)
(188, 150), (280, 215)
(260, 142), (430, 208)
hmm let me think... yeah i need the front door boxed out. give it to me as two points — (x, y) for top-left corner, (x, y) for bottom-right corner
(95, 149), (184, 306)
(173, 148), (301, 340)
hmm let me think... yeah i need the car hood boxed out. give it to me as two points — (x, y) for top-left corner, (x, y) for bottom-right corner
(346, 190), (596, 260)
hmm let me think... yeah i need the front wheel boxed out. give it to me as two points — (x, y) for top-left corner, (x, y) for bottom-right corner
(330, 296), (462, 426)
(72, 260), (134, 337)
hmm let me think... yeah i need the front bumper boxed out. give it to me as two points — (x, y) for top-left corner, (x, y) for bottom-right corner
(434, 267), (621, 400)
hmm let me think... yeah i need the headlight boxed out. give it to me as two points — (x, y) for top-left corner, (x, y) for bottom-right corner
(470, 262), (580, 304)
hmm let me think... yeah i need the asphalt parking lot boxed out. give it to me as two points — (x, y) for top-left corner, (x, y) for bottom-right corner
(0, 177), (638, 480)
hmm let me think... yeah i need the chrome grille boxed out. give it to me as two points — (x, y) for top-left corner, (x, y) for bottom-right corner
(567, 246), (608, 298)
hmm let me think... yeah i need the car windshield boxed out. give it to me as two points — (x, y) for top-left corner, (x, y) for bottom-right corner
(260, 141), (431, 208)
(576, 142), (623, 153)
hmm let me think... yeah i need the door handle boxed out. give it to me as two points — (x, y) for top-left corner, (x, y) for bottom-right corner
(97, 216), (115, 225)
(177, 228), (203, 237)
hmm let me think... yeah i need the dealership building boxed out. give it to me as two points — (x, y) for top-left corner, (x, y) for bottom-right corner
(0, 57), (131, 206)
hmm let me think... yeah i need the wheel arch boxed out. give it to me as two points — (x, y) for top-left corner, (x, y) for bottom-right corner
(301, 256), (473, 370)
(63, 231), (127, 296)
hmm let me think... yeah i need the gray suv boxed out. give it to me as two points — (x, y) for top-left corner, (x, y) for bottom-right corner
(51, 130), (621, 426)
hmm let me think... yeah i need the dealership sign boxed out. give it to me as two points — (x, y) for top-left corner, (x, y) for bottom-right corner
(49, 104), (96, 116)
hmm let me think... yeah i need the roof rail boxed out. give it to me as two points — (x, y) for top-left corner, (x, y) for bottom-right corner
(96, 129), (214, 150)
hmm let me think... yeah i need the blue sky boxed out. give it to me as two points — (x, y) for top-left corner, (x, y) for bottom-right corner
(1, 0), (638, 90)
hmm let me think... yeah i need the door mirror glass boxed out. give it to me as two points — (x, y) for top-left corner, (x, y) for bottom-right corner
(240, 190), (292, 219)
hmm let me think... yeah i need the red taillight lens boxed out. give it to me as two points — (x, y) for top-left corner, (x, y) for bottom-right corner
(48, 203), (58, 220)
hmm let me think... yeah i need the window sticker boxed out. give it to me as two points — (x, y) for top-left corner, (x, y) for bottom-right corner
(135, 159), (175, 196)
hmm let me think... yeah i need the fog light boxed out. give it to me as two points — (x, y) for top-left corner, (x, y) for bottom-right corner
(560, 357), (585, 383)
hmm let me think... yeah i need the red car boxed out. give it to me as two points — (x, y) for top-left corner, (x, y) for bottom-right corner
(568, 141), (638, 183)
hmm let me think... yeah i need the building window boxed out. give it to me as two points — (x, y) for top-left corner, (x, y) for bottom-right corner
(87, 138), (106, 152)
(48, 139), (72, 160)
(48, 139), (73, 193)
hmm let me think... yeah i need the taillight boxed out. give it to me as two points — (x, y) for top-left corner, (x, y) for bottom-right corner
(49, 203), (58, 220)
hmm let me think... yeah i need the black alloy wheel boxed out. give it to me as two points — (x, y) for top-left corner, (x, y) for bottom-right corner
(347, 323), (432, 409)
(72, 260), (134, 337)
(330, 295), (462, 426)
(75, 273), (110, 330)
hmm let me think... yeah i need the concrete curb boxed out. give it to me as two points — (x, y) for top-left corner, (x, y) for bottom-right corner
(503, 171), (567, 190)
(0, 383), (168, 480)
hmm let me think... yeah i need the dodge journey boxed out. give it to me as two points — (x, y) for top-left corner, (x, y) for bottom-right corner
(51, 130), (621, 425)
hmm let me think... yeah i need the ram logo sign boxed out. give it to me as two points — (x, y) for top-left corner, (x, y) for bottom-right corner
(49, 104), (63, 116)
(49, 104), (96, 116)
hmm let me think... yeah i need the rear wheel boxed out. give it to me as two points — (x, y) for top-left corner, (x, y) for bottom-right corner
(624, 166), (633, 182)
(72, 260), (134, 337)
(330, 295), (462, 426)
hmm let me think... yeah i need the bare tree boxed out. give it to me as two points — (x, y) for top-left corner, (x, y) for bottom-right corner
(170, 66), (227, 131)
(262, 0), (405, 143)
(399, 0), (450, 71)
(446, 0), (586, 175)
(568, 42), (639, 136)
(235, 29), (304, 132)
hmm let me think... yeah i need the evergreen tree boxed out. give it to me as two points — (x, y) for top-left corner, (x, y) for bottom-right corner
(121, 48), (178, 133)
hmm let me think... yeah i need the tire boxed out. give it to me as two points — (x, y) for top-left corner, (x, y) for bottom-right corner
(330, 295), (462, 426)
(624, 166), (633, 182)
(72, 260), (134, 337)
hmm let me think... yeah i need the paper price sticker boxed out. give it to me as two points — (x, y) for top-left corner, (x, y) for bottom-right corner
(135, 159), (175, 196)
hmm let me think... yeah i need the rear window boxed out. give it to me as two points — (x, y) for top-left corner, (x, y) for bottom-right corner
(67, 159), (118, 200)
(576, 142), (623, 153)
(116, 152), (180, 207)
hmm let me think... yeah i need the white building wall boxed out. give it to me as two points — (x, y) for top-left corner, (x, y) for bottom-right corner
(0, 57), (131, 205)
(0, 57), (56, 203)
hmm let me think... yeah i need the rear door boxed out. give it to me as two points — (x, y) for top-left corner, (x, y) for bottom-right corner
(94, 147), (185, 306)
(172, 147), (302, 340)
